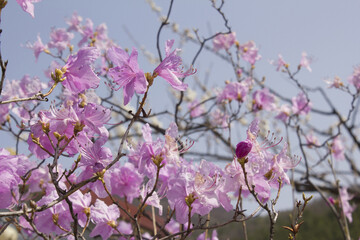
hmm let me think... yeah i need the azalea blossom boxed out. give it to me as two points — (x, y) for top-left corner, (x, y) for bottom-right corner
(331, 136), (345, 160)
(107, 46), (147, 105)
(62, 47), (101, 94)
(66, 12), (83, 32)
(216, 81), (250, 103)
(305, 132), (319, 147)
(239, 41), (261, 65)
(227, 119), (295, 202)
(188, 99), (205, 118)
(270, 54), (287, 71)
(197, 230), (219, 240)
(213, 32), (236, 51)
(16, 0), (42, 18)
(90, 199), (120, 240)
(339, 188), (356, 223)
(325, 76), (343, 88)
(154, 39), (196, 91)
(47, 28), (74, 53)
(26, 34), (47, 61)
(275, 104), (291, 122)
(300, 52), (312, 72)
(292, 92), (312, 115)
(252, 88), (276, 111)
(348, 65), (360, 91)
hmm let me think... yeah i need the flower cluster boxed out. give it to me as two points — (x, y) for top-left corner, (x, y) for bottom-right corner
(4, 4), (354, 240)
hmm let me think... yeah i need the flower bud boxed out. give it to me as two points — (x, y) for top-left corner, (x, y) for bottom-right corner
(235, 140), (252, 159)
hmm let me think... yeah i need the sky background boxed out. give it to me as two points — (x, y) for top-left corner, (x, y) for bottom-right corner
(2, 0), (360, 212)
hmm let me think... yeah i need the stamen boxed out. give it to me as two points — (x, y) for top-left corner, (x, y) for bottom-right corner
(260, 130), (283, 150)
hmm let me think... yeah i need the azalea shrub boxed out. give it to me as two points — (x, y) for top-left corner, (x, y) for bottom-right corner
(0, 1), (359, 240)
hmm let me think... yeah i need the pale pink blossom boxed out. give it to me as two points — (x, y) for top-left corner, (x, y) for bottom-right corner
(66, 12), (83, 32)
(16, 0), (42, 18)
(339, 188), (356, 223)
(348, 65), (360, 91)
(325, 76), (343, 88)
(292, 92), (312, 115)
(62, 47), (100, 94)
(188, 99), (205, 118)
(300, 52), (312, 72)
(107, 46), (147, 105)
(276, 104), (291, 122)
(331, 136), (345, 160)
(213, 32), (236, 51)
(47, 28), (74, 53)
(270, 54), (287, 71)
(26, 34), (47, 61)
(305, 132), (319, 147)
(252, 88), (276, 111)
(239, 41), (261, 65)
(154, 40), (196, 91)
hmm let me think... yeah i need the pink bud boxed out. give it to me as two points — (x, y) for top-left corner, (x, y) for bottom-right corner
(236, 140), (252, 158)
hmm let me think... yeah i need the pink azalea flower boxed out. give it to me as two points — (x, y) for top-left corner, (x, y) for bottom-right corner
(300, 52), (312, 72)
(62, 47), (100, 94)
(107, 46), (147, 105)
(197, 230), (219, 240)
(325, 76), (343, 88)
(47, 28), (74, 53)
(339, 188), (356, 223)
(137, 123), (166, 177)
(269, 143), (300, 186)
(35, 187), (72, 235)
(110, 162), (143, 202)
(239, 41), (261, 65)
(194, 160), (232, 212)
(19, 75), (48, 97)
(90, 199), (120, 240)
(348, 65), (360, 91)
(66, 12), (83, 32)
(292, 92), (312, 115)
(275, 104), (291, 122)
(0, 104), (9, 125)
(68, 191), (92, 227)
(79, 140), (113, 170)
(167, 177), (195, 224)
(140, 182), (163, 215)
(165, 219), (180, 234)
(154, 39), (196, 91)
(28, 101), (110, 159)
(1, 75), (47, 122)
(270, 54), (287, 71)
(117, 221), (133, 236)
(77, 165), (112, 198)
(0, 149), (30, 209)
(213, 32), (236, 51)
(305, 132), (319, 147)
(16, 0), (41, 18)
(228, 119), (293, 202)
(216, 81), (249, 103)
(188, 99), (205, 118)
(78, 18), (94, 47)
(252, 88), (276, 111)
(210, 108), (229, 128)
(26, 34), (47, 61)
(331, 136), (345, 160)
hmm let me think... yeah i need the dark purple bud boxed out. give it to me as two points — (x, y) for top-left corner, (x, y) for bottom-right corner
(236, 140), (252, 159)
